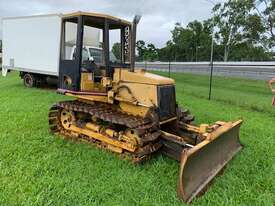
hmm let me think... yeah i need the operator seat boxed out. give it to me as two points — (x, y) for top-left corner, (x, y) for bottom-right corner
(81, 60), (102, 83)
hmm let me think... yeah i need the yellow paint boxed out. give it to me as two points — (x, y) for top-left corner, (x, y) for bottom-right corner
(114, 68), (175, 85)
(86, 122), (101, 133)
(80, 73), (107, 92)
(107, 90), (115, 104)
(67, 67), (176, 115)
(105, 129), (117, 138)
(67, 93), (108, 102)
(114, 82), (157, 107)
(107, 145), (123, 153)
(66, 66), (178, 120)
(101, 77), (112, 88)
(80, 73), (94, 91)
(119, 102), (150, 117)
(160, 117), (177, 125)
(69, 124), (137, 152)
(112, 68), (176, 108)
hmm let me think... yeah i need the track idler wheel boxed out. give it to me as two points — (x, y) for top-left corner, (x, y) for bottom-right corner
(60, 109), (75, 129)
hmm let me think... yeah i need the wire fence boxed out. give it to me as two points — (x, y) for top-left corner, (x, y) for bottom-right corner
(135, 61), (275, 80)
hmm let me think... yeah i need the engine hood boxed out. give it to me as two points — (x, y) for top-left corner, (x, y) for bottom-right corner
(114, 68), (175, 85)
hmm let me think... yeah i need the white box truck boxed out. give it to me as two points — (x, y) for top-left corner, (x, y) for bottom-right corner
(2, 13), (101, 87)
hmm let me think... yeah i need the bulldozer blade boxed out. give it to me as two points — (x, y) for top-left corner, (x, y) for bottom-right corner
(177, 120), (242, 203)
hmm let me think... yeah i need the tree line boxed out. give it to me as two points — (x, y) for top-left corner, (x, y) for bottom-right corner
(112, 0), (275, 62)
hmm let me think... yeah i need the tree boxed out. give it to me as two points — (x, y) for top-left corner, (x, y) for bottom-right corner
(0, 40), (2, 53)
(158, 41), (175, 61)
(136, 40), (158, 61)
(136, 40), (146, 60)
(222, 40), (271, 61)
(252, 0), (275, 49)
(135, 0), (273, 62)
(213, 0), (254, 61)
(212, 0), (274, 61)
(144, 43), (158, 61)
(165, 20), (213, 61)
(111, 42), (121, 60)
(243, 13), (265, 45)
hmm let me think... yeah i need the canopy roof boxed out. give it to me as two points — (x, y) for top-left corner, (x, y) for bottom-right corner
(63, 11), (132, 26)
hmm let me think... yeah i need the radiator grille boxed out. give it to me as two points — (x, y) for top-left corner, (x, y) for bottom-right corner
(157, 85), (176, 121)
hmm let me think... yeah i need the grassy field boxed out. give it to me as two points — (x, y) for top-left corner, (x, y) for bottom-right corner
(0, 71), (274, 206)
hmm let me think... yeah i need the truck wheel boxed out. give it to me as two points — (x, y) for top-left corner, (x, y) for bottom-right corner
(23, 73), (36, 87)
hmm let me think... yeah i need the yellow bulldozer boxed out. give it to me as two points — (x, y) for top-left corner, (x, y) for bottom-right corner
(48, 12), (242, 203)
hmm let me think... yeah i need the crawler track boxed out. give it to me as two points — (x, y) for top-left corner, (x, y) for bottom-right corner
(48, 100), (162, 163)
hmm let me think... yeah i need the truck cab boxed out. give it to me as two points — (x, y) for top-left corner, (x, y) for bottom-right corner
(70, 46), (118, 65)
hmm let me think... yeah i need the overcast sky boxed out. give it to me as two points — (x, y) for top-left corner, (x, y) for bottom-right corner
(0, 0), (220, 48)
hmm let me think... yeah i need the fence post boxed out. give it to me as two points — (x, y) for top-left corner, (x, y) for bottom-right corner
(168, 60), (171, 77)
(208, 26), (215, 100)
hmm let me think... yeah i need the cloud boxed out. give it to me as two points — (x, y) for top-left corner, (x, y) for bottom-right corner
(0, 0), (216, 47)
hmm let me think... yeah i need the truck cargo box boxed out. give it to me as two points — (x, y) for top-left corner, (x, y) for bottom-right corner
(1, 13), (101, 87)
(2, 14), (62, 76)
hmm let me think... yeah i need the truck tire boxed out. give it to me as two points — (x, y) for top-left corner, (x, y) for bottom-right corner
(23, 73), (36, 87)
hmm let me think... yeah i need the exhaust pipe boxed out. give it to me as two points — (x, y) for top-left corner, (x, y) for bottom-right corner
(130, 15), (141, 72)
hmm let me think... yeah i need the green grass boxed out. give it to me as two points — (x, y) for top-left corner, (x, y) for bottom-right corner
(0, 72), (274, 206)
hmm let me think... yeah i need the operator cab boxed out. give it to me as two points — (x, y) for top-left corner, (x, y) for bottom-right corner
(59, 12), (133, 93)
